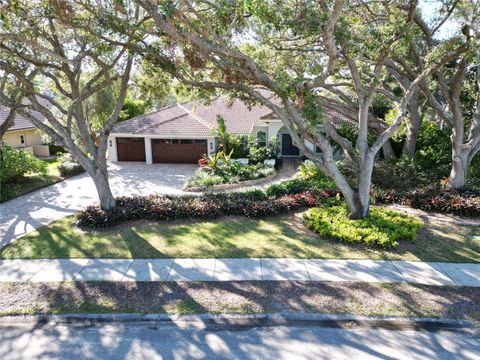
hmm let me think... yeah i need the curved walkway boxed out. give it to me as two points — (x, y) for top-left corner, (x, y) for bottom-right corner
(0, 258), (478, 286)
(0, 163), (197, 249)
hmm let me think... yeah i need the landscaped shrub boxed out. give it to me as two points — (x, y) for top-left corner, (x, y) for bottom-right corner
(186, 171), (224, 188)
(57, 153), (85, 177)
(371, 157), (435, 191)
(215, 115), (249, 158)
(57, 162), (85, 177)
(375, 186), (480, 217)
(248, 137), (280, 164)
(48, 144), (66, 155)
(248, 146), (269, 164)
(265, 165), (337, 197)
(303, 205), (424, 248)
(76, 191), (320, 228)
(0, 144), (47, 183)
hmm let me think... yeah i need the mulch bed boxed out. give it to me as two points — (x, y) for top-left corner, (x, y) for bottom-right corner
(1, 282), (479, 323)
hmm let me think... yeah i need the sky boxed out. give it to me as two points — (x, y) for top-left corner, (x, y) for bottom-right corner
(418, 0), (460, 39)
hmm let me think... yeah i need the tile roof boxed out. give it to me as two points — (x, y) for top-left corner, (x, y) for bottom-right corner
(111, 94), (359, 137)
(111, 104), (213, 137)
(0, 106), (45, 131)
(182, 97), (272, 134)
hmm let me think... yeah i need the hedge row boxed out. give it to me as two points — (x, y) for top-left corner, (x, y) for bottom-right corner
(75, 190), (331, 229)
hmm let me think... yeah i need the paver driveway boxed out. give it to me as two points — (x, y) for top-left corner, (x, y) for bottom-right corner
(0, 162), (197, 248)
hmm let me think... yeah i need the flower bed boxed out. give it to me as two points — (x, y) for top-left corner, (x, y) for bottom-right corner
(76, 191), (326, 229)
(185, 150), (277, 190)
(186, 170), (278, 192)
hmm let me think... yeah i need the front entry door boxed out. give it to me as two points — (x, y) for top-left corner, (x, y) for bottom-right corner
(281, 133), (300, 156)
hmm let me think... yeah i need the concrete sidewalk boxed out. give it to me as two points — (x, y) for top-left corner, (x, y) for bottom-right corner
(0, 258), (478, 286)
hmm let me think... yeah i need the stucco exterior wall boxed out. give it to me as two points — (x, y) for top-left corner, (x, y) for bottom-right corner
(2, 128), (44, 148)
(265, 121), (284, 141)
(107, 135), (118, 162)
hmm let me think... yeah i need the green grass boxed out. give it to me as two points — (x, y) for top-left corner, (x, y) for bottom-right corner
(0, 159), (63, 203)
(1, 212), (479, 262)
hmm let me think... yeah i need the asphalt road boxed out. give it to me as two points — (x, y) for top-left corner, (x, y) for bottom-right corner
(0, 323), (478, 359)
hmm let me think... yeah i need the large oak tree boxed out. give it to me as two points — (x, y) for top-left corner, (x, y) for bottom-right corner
(0, 0), (141, 209)
(135, 0), (470, 218)
(386, 0), (480, 188)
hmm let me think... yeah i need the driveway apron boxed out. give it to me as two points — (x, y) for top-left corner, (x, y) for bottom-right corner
(0, 162), (197, 248)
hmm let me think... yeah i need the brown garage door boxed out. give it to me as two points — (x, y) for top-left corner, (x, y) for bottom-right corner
(116, 137), (146, 162)
(152, 139), (208, 164)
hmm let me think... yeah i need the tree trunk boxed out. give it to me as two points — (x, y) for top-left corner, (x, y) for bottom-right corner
(381, 140), (395, 160)
(90, 168), (116, 210)
(447, 155), (468, 189)
(447, 141), (469, 189)
(76, 153), (117, 210)
(447, 120), (468, 189)
(349, 158), (373, 219)
(333, 179), (370, 219)
(347, 192), (370, 219)
(402, 92), (421, 158)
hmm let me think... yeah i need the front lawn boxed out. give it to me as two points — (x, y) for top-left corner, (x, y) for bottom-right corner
(1, 212), (478, 262)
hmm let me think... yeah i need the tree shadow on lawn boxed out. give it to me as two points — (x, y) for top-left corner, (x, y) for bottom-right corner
(107, 211), (480, 262)
(2, 209), (478, 262)
(393, 215), (480, 263)
(120, 230), (167, 259)
(143, 215), (315, 259)
(0, 219), (98, 260)
(284, 211), (480, 263)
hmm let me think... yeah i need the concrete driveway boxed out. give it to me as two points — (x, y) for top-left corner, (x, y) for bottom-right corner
(0, 162), (197, 248)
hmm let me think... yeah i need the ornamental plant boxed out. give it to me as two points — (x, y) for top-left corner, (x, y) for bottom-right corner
(303, 204), (424, 248)
(0, 144), (47, 183)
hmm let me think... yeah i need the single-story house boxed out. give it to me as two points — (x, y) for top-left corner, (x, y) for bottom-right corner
(108, 96), (354, 164)
(0, 106), (50, 157)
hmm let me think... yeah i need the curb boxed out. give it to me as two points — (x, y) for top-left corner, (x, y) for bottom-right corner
(0, 313), (475, 332)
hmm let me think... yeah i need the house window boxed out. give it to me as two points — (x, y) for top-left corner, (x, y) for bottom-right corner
(257, 131), (267, 147)
(19, 134), (25, 145)
(315, 146), (322, 154)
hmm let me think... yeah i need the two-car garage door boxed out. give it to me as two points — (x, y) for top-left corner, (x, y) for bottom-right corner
(116, 137), (207, 164)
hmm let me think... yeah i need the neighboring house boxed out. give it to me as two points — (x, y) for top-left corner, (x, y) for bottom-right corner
(0, 106), (50, 157)
(108, 95), (354, 164)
